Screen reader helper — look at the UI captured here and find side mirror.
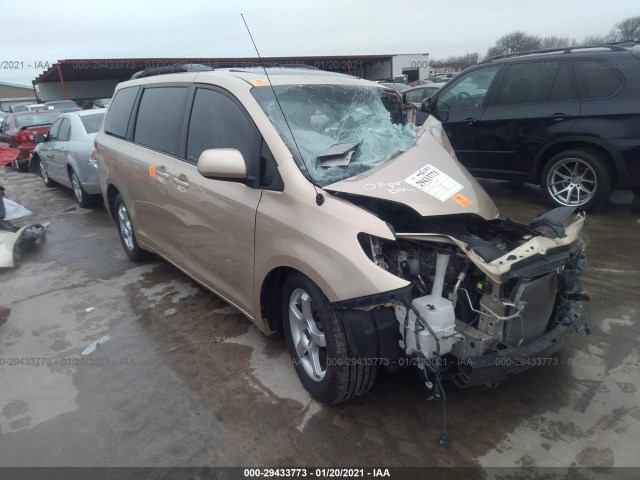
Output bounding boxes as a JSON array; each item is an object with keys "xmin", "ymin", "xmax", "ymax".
[
  {"xmin": 421, "ymin": 97, "xmax": 433, "ymax": 113},
  {"xmin": 197, "ymin": 148, "xmax": 247, "ymax": 180},
  {"xmin": 33, "ymin": 133, "xmax": 47, "ymax": 143}
]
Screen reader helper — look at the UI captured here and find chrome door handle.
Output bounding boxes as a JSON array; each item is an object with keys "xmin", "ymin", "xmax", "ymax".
[
  {"xmin": 173, "ymin": 177, "xmax": 189, "ymax": 188},
  {"xmin": 156, "ymin": 171, "xmax": 170, "ymax": 179}
]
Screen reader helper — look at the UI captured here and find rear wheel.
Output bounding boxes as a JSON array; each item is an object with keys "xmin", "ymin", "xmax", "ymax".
[
  {"xmin": 281, "ymin": 272, "xmax": 377, "ymax": 404},
  {"xmin": 70, "ymin": 170, "xmax": 99, "ymax": 208},
  {"xmin": 12, "ymin": 158, "xmax": 27, "ymax": 172},
  {"xmin": 541, "ymin": 149, "xmax": 613, "ymax": 211},
  {"xmin": 114, "ymin": 193, "xmax": 153, "ymax": 262}
]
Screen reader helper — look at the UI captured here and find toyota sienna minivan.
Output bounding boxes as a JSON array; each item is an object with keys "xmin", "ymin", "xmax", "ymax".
[{"xmin": 96, "ymin": 66, "xmax": 589, "ymax": 405}]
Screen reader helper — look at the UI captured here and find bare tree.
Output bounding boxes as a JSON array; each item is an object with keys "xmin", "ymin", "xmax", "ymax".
[
  {"xmin": 583, "ymin": 33, "xmax": 611, "ymax": 45},
  {"xmin": 540, "ymin": 36, "xmax": 577, "ymax": 49},
  {"xmin": 609, "ymin": 16, "xmax": 640, "ymax": 41},
  {"xmin": 430, "ymin": 52, "xmax": 480, "ymax": 70},
  {"xmin": 486, "ymin": 31, "xmax": 542, "ymax": 58}
]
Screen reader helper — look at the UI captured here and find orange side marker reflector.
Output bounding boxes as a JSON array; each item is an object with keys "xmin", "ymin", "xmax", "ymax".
[
  {"xmin": 149, "ymin": 165, "xmax": 156, "ymax": 177},
  {"xmin": 452, "ymin": 193, "xmax": 472, "ymax": 207}
]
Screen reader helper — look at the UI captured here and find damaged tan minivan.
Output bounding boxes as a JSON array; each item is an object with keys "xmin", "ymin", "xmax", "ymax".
[{"xmin": 96, "ymin": 66, "xmax": 589, "ymax": 406}]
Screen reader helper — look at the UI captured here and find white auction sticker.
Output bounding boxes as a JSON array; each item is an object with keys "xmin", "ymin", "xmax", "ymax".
[{"xmin": 404, "ymin": 164, "xmax": 463, "ymax": 202}]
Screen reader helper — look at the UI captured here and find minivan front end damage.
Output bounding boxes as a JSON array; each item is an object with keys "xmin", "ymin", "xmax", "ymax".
[{"xmin": 333, "ymin": 206, "xmax": 589, "ymax": 392}]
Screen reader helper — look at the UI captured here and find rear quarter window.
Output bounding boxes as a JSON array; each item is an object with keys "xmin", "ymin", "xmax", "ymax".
[
  {"xmin": 104, "ymin": 86, "xmax": 140, "ymax": 138},
  {"xmin": 573, "ymin": 60, "xmax": 624, "ymax": 99}
]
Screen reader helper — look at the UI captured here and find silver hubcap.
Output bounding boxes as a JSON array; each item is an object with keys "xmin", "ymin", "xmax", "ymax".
[
  {"xmin": 289, "ymin": 288, "xmax": 327, "ymax": 382},
  {"xmin": 40, "ymin": 162, "xmax": 48, "ymax": 183},
  {"xmin": 72, "ymin": 174, "xmax": 83, "ymax": 202},
  {"xmin": 117, "ymin": 203, "xmax": 134, "ymax": 251},
  {"xmin": 547, "ymin": 158, "xmax": 597, "ymax": 207}
]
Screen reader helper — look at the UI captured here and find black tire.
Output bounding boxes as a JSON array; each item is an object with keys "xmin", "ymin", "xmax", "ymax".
[
  {"xmin": 541, "ymin": 148, "xmax": 613, "ymax": 211},
  {"xmin": 12, "ymin": 158, "xmax": 28, "ymax": 172},
  {"xmin": 38, "ymin": 158, "xmax": 59, "ymax": 188},
  {"xmin": 70, "ymin": 170, "xmax": 99, "ymax": 208},
  {"xmin": 281, "ymin": 272, "xmax": 377, "ymax": 404},
  {"xmin": 113, "ymin": 193, "xmax": 153, "ymax": 262}
]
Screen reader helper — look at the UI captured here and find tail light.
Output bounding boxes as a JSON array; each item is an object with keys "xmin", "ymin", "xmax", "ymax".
[
  {"xmin": 89, "ymin": 148, "xmax": 97, "ymax": 167},
  {"xmin": 17, "ymin": 131, "xmax": 36, "ymax": 143}
]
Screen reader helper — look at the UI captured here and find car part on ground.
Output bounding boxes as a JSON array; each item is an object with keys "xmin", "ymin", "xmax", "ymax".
[{"xmin": 0, "ymin": 221, "xmax": 49, "ymax": 268}]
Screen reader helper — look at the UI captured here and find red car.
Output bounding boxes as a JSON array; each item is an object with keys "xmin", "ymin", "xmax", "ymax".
[{"xmin": 0, "ymin": 111, "xmax": 62, "ymax": 171}]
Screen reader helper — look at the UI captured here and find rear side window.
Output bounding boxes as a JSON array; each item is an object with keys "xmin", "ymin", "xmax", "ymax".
[
  {"xmin": 574, "ymin": 60, "xmax": 623, "ymax": 99},
  {"xmin": 80, "ymin": 113, "xmax": 105, "ymax": 134},
  {"xmin": 495, "ymin": 61, "xmax": 568, "ymax": 106},
  {"xmin": 104, "ymin": 86, "xmax": 140, "ymax": 138},
  {"xmin": 58, "ymin": 118, "xmax": 71, "ymax": 141},
  {"xmin": 134, "ymin": 87, "xmax": 189, "ymax": 155},
  {"xmin": 186, "ymin": 88, "xmax": 258, "ymax": 164}
]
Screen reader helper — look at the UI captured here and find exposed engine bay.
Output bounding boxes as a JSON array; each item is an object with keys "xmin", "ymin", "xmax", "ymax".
[{"xmin": 350, "ymin": 201, "xmax": 589, "ymax": 388}]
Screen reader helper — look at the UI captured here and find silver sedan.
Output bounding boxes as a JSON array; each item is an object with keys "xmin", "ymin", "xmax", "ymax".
[{"xmin": 31, "ymin": 109, "xmax": 106, "ymax": 207}]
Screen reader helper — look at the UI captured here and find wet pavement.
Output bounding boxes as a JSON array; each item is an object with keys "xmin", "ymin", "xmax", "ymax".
[{"xmin": 1, "ymin": 166, "xmax": 639, "ymax": 472}]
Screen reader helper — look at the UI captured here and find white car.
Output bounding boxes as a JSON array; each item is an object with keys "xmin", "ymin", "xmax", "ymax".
[{"xmin": 30, "ymin": 109, "xmax": 106, "ymax": 207}]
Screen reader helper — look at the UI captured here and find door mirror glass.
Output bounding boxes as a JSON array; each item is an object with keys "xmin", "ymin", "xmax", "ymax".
[
  {"xmin": 421, "ymin": 97, "xmax": 433, "ymax": 113},
  {"xmin": 197, "ymin": 148, "xmax": 247, "ymax": 180},
  {"xmin": 33, "ymin": 134, "xmax": 47, "ymax": 143}
]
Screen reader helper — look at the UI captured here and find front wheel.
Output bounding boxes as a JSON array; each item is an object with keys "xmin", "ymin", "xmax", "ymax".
[
  {"xmin": 39, "ymin": 160, "xmax": 58, "ymax": 188},
  {"xmin": 12, "ymin": 158, "xmax": 28, "ymax": 172},
  {"xmin": 281, "ymin": 273, "xmax": 377, "ymax": 404},
  {"xmin": 114, "ymin": 193, "xmax": 153, "ymax": 262},
  {"xmin": 541, "ymin": 149, "xmax": 613, "ymax": 211}
]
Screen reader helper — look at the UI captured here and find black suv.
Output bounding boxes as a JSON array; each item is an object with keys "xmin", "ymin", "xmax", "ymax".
[{"xmin": 422, "ymin": 42, "xmax": 640, "ymax": 209}]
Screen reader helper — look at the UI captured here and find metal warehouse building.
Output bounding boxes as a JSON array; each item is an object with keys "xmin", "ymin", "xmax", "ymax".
[{"xmin": 32, "ymin": 54, "xmax": 429, "ymax": 103}]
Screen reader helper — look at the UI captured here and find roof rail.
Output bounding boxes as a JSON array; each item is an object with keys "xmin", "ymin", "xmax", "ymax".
[
  {"xmin": 480, "ymin": 42, "xmax": 637, "ymax": 64},
  {"xmin": 228, "ymin": 63, "xmax": 320, "ymax": 71},
  {"xmin": 130, "ymin": 63, "xmax": 215, "ymax": 80}
]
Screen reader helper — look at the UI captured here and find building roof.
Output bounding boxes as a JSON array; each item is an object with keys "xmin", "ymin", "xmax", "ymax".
[{"xmin": 33, "ymin": 55, "xmax": 396, "ymax": 84}]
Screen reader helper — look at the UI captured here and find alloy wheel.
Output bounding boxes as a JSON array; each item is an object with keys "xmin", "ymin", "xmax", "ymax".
[
  {"xmin": 117, "ymin": 203, "xmax": 134, "ymax": 251},
  {"xmin": 546, "ymin": 158, "xmax": 597, "ymax": 207},
  {"xmin": 288, "ymin": 288, "xmax": 327, "ymax": 382}
]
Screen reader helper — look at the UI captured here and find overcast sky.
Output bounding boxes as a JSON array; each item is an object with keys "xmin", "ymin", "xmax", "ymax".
[{"xmin": 2, "ymin": 0, "xmax": 637, "ymax": 86}]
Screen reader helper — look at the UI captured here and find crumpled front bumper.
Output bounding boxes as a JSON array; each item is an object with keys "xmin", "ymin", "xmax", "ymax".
[{"xmin": 449, "ymin": 320, "xmax": 575, "ymax": 388}]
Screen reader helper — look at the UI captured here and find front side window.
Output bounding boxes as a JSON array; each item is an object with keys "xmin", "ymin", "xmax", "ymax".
[
  {"xmin": 134, "ymin": 87, "xmax": 189, "ymax": 155},
  {"xmin": 104, "ymin": 86, "xmax": 140, "ymax": 138},
  {"xmin": 48, "ymin": 118, "xmax": 62, "ymax": 140},
  {"xmin": 436, "ymin": 66, "xmax": 500, "ymax": 110},
  {"xmin": 252, "ymin": 84, "xmax": 414, "ymax": 186},
  {"xmin": 573, "ymin": 60, "xmax": 623, "ymax": 99},
  {"xmin": 186, "ymin": 88, "xmax": 257, "ymax": 164}
]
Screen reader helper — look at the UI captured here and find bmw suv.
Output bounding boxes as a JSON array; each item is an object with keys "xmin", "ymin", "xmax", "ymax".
[{"xmin": 421, "ymin": 42, "xmax": 640, "ymax": 210}]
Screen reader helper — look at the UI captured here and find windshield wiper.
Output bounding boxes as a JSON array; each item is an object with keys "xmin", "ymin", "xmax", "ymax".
[{"xmin": 317, "ymin": 142, "xmax": 359, "ymax": 167}]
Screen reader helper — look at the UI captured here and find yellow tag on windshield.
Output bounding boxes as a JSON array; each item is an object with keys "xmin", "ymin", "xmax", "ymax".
[{"xmin": 250, "ymin": 79, "xmax": 270, "ymax": 86}]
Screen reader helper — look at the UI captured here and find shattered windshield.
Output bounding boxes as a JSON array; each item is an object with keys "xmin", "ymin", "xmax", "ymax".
[{"xmin": 252, "ymin": 84, "xmax": 416, "ymax": 186}]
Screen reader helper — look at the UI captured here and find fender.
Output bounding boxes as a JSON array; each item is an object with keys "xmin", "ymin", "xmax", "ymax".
[{"xmin": 532, "ymin": 135, "xmax": 624, "ymax": 180}]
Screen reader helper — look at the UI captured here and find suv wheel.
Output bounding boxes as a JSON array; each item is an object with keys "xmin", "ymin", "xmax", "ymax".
[
  {"xmin": 38, "ymin": 159, "xmax": 58, "ymax": 188},
  {"xmin": 541, "ymin": 149, "xmax": 613, "ymax": 210},
  {"xmin": 12, "ymin": 158, "xmax": 27, "ymax": 172},
  {"xmin": 114, "ymin": 193, "xmax": 153, "ymax": 261},
  {"xmin": 281, "ymin": 272, "xmax": 377, "ymax": 404}
]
